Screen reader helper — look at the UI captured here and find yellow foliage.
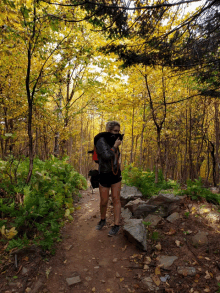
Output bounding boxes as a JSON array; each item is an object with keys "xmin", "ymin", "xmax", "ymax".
[{"xmin": 1, "ymin": 226, "xmax": 18, "ymax": 239}]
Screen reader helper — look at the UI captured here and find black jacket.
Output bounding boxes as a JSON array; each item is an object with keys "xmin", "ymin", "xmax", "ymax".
[{"xmin": 95, "ymin": 136, "xmax": 119, "ymax": 174}]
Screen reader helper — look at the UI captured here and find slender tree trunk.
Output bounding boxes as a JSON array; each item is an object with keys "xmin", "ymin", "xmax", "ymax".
[
  {"xmin": 130, "ymin": 105, "xmax": 135, "ymax": 164},
  {"xmin": 214, "ymin": 100, "xmax": 219, "ymax": 185},
  {"xmin": 139, "ymin": 97, "xmax": 146, "ymax": 167}
]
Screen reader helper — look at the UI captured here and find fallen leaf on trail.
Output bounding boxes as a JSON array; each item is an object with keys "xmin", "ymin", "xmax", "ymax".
[
  {"xmin": 63, "ymin": 260, "xmax": 67, "ymax": 264},
  {"xmin": 144, "ymin": 256, "xmax": 151, "ymax": 264},
  {"xmin": 120, "ymin": 278, "xmax": 124, "ymax": 282},
  {"xmin": 204, "ymin": 287, "xmax": 210, "ymax": 292},
  {"xmin": 92, "ymin": 288, "xmax": 96, "ymax": 292},
  {"xmin": 22, "ymin": 256, "xmax": 29, "ymax": 261},
  {"xmin": 122, "ymin": 245, "xmax": 127, "ymax": 252},
  {"xmin": 152, "ymin": 275, "xmax": 160, "ymax": 286},
  {"xmin": 143, "ymin": 265, "xmax": 149, "ymax": 270},
  {"xmin": 204, "ymin": 271, "xmax": 211, "ymax": 280},
  {"xmin": 198, "ymin": 256, "xmax": 203, "ymax": 259},
  {"xmin": 187, "ymin": 230, "xmax": 193, "ymax": 234},
  {"xmin": 155, "ymin": 243, "xmax": 162, "ymax": 251},
  {"xmin": 209, "ymin": 272, "xmax": 213, "ymax": 278},
  {"xmin": 155, "ymin": 267, "xmax": 161, "ymax": 275},
  {"xmin": 45, "ymin": 267, "xmax": 52, "ymax": 279},
  {"xmin": 175, "ymin": 240, "xmax": 181, "ymax": 247},
  {"xmin": 106, "ymin": 289, "xmax": 111, "ymax": 292},
  {"xmin": 165, "ymin": 228, "xmax": 176, "ymax": 235},
  {"xmin": 205, "ymin": 257, "xmax": 211, "ymax": 261},
  {"xmin": 165, "ymin": 289, "xmax": 174, "ymax": 293}
]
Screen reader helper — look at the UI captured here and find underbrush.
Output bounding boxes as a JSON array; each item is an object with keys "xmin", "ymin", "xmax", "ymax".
[
  {"xmin": 0, "ymin": 156, "xmax": 87, "ymax": 252},
  {"xmin": 122, "ymin": 165, "xmax": 179, "ymax": 197},
  {"xmin": 122, "ymin": 165, "xmax": 220, "ymax": 204},
  {"xmin": 178, "ymin": 178, "xmax": 220, "ymax": 204}
]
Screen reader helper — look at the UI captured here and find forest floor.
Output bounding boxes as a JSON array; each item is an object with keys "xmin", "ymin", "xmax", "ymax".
[{"xmin": 1, "ymin": 186, "xmax": 220, "ymax": 293}]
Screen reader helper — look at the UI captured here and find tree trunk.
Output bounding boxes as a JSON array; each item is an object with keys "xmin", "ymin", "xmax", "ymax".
[
  {"xmin": 130, "ymin": 105, "xmax": 135, "ymax": 164},
  {"xmin": 214, "ymin": 100, "xmax": 219, "ymax": 185}
]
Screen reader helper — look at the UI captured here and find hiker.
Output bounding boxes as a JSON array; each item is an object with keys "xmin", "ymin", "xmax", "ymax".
[{"xmin": 95, "ymin": 121, "xmax": 123, "ymax": 236}]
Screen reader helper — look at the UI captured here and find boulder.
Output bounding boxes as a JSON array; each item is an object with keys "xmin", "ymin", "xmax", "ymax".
[
  {"xmin": 123, "ymin": 219, "xmax": 147, "ymax": 251},
  {"xmin": 132, "ymin": 203, "xmax": 158, "ymax": 218},
  {"xmin": 124, "ymin": 198, "xmax": 145, "ymax": 213},
  {"xmin": 157, "ymin": 255, "xmax": 178, "ymax": 268},
  {"xmin": 191, "ymin": 231, "xmax": 208, "ymax": 246},
  {"xmin": 121, "ymin": 208, "xmax": 132, "ymax": 222},
  {"xmin": 143, "ymin": 214, "xmax": 162, "ymax": 227},
  {"xmin": 166, "ymin": 212, "xmax": 180, "ymax": 223},
  {"xmin": 120, "ymin": 185, "xmax": 143, "ymax": 207},
  {"xmin": 148, "ymin": 193, "xmax": 184, "ymax": 206},
  {"xmin": 177, "ymin": 266, "xmax": 196, "ymax": 276}
]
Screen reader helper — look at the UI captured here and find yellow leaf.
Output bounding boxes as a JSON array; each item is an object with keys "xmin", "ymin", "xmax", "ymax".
[
  {"xmin": 152, "ymin": 275, "xmax": 160, "ymax": 286},
  {"xmin": 155, "ymin": 243, "xmax": 161, "ymax": 250},
  {"xmin": 165, "ymin": 228, "xmax": 176, "ymax": 235},
  {"xmin": 120, "ymin": 278, "xmax": 124, "ymax": 282},
  {"xmin": 155, "ymin": 267, "xmax": 161, "ymax": 275},
  {"xmin": 6, "ymin": 227, "xmax": 18, "ymax": 239},
  {"xmin": 175, "ymin": 240, "xmax": 181, "ymax": 247}
]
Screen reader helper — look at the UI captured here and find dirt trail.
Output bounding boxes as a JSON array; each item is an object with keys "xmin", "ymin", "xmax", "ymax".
[{"xmin": 42, "ymin": 188, "xmax": 143, "ymax": 293}]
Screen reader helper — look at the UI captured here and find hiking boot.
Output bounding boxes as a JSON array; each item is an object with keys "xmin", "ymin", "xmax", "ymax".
[
  {"xmin": 96, "ymin": 219, "xmax": 106, "ymax": 230},
  {"xmin": 108, "ymin": 225, "xmax": 120, "ymax": 236}
]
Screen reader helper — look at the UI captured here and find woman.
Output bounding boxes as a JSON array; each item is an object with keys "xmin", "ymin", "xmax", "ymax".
[{"xmin": 95, "ymin": 121, "xmax": 122, "ymax": 236}]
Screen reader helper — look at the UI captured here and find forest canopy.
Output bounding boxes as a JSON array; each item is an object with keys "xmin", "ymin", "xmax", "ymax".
[{"xmin": 0, "ymin": 0, "xmax": 220, "ymax": 186}]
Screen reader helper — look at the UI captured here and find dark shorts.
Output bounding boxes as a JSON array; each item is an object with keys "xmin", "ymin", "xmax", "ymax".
[{"xmin": 99, "ymin": 170, "xmax": 122, "ymax": 188}]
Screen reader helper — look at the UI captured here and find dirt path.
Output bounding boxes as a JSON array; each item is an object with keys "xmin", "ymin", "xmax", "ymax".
[{"xmin": 40, "ymin": 188, "xmax": 144, "ymax": 293}]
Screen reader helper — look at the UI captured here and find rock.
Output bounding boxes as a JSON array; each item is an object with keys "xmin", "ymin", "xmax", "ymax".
[
  {"xmin": 148, "ymin": 193, "xmax": 184, "ymax": 206},
  {"xmin": 157, "ymin": 255, "xmax": 178, "ymax": 268},
  {"xmin": 9, "ymin": 282, "xmax": 17, "ymax": 287},
  {"xmin": 124, "ymin": 199, "xmax": 145, "ymax": 213},
  {"xmin": 66, "ymin": 276, "xmax": 81, "ymax": 286},
  {"xmin": 31, "ymin": 280, "xmax": 44, "ymax": 293},
  {"xmin": 160, "ymin": 275, "xmax": 170, "ymax": 282},
  {"xmin": 177, "ymin": 266, "xmax": 196, "ymax": 276},
  {"xmin": 142, "ymin": 277, "xmax": 157, "ymax": 291},
  {"xmin": 132, "ymin": 203, "xmax": 158, "ymax": 218},
  {"xmin": 199, "ymin": 207, "xmax": 211, "ymax": 214},
  {"xmin": 206, "ymin": 211, "xmax": 220, "ymax": 223},
  {"xmin": 143, "ymin": 214, "xmax": 162, "ymax": 227},
  {"xmin": 121, "ymin": 208, "xmax": 132, "ymax": 222},
  {"xmin": 94, "ymin": 266, "xmax": 99, "ymax": 269},
  {"xmin": 192, "ymin": 232, "xmax": 208, "ymax": 246},
  {"xmin": 116, "ymin": 272, "xmax": 120, "ymax": 278},
  {"xmin": 120, "ymin": 185, "xmax": 143, "ymax": 207},
  {"xmin": 85, "ymin": 277, "xmax": 92, "ymax": 281},
  {"xmin": 22, "ymin": 267, "xmax": 29, "ymax": 275},
  {"xmin": 123, "ymin": 219, "xmax": 147, "ymax": 251},
  {"xmin": 166, "ymin": 212, "xmax": 180, "ymax": 223}
]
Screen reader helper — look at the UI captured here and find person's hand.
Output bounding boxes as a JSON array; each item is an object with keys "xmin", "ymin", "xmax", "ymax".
[{"xmin": 114, "ymin": 138, "xmax": 122, "ymax": 148}]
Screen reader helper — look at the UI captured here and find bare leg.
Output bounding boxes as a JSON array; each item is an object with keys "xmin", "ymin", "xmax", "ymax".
[
  {"xmin": 99, "ymin": 184, "xmax": 110, "ymax": 220},
  {"xmin": 111, "ymin": 181, "xmax": 121, "ymax": 225}
]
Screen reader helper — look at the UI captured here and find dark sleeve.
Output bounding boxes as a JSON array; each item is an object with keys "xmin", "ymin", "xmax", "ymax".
[{"xmin": 96, "ymin": 137, "xmax": 115, "ymax": 160}]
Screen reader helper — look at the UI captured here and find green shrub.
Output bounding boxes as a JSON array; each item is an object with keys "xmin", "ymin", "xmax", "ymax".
[
  {"xmin": 178, "ymin": 177, "xmax": 220, "ymax": 204},
  {"xmin": 122, "ymin": 165, "xmax": 179, "ymax": 197},
  {"xmin": 0, "ymin": 156, "xmax": 87, "ymax": 251}
]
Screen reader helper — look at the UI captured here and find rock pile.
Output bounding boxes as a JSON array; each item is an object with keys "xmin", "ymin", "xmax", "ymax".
[{"xmin": 121, "ymin": 185, "xmax": 186, "ymax": 251}]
